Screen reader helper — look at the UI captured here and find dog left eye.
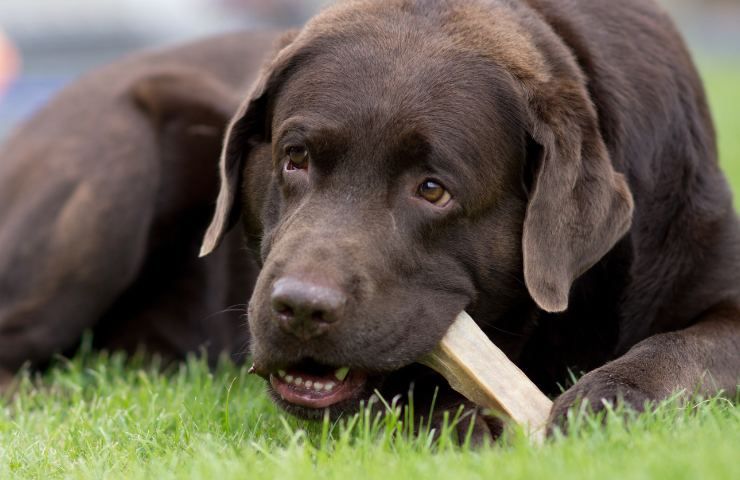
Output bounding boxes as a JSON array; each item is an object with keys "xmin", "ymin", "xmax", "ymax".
[
  {"xmin": 417, "ymin": 180, "xmax": 452, "ymax": 207},
  {"xmin": 285, "ymin": 146, "xmax": 309, "ymax": 171}
]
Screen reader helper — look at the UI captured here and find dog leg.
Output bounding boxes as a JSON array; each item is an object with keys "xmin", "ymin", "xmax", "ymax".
[
  {"xmin": 0, "ymin": 161, "xmax": 158, "ymax": 371},
  {"xmin": 549, "ymin": 302, "xmax": 740, "ymax": 428},
  {"xmin": 0, "ymin": 66, "xmax": 242, "ymax": 372}
]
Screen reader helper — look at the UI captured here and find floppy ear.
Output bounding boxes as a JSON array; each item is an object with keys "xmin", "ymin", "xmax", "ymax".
[
  {"xmin": 199, "ymin": 32, "xmax": 301, "ymax": 257},
  {"xmin": 132, "ymin": 67, "xmax": 242, "ymax": 212},
  {"xmin": 522, "ymin": 77, "xmax": 634, "ymax": 313},
  {"xmin": 132, "ymin": 68, "xmax": 238, "ymax": 126}
]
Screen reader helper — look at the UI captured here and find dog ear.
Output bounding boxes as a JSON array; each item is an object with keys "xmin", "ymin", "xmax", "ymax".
[
  {"xmin": 199, "ymin": 31, "xmax": 301, "ymax": 257},
  {"xmin": 132, "ymin": 68, "xmax": 238, "ymax": 127},
  {"xmin": 132, "ymin": 67, "xmax": 242, "ymax": 218},
  {"xmin": 522, "ymin": 77, "xmax": 634, "ymax": 313}
]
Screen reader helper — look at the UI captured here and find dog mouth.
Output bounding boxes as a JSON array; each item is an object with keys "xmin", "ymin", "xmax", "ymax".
[{"xmin": 268, "ymin": 359, "xmax": 369, "ymax": 410}]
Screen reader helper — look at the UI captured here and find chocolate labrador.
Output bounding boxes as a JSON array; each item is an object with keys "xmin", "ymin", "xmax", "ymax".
[{"xmin": 1, "ymin": 0, "xmax": 739, "ymax": 438}]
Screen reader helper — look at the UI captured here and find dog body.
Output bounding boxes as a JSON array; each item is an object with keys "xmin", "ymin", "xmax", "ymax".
[
  {"xmin": 0, "ymin": 32, "xmax": 275, "ymax": 368},
  {"xmin": 1, "ymin": 0, "xmax": 739, "ymax": 434}
]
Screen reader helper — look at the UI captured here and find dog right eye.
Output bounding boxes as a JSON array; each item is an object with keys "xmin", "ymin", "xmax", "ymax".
[
  {"xmin": 417, "ymin": 180, "xmax": 452, "ymax": 207},
  {"xmin": 285, "ymin": 146, "xmax": 309, "ymax": 171}
]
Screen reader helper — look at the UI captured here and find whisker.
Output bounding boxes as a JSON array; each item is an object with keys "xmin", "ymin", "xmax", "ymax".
[{"xmin": 202, "ymin": 304, "xmax": 248, "ymax": 321}]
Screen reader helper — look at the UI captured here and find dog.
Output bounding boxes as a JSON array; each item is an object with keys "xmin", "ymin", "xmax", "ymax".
[{"xmin": 1, "ymin": 0, "xmax": 739, "ymax": 439}]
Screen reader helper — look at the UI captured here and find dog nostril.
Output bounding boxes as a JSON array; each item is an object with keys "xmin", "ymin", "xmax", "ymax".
[
  {"xmin": 274, "ymin": 302, "xmax": 294, "ymax": 317},
  {"xmin": 270, "ymin": 277, "xmax": 346, "ymax": 339}
]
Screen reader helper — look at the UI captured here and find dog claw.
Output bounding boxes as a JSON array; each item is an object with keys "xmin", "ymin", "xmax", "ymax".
[{"xmin": 248, "ymin": 364, "xmax": 256, "ymax": 375}]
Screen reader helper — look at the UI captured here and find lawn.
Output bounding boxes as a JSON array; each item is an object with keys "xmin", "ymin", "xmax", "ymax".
[
  {"xmin": 704, "ymin": 60, "xmax": 740, "ymax": 204},
  {"xmin": 1, "ymin": 62, "xmax": 739, "ymax": 479}
]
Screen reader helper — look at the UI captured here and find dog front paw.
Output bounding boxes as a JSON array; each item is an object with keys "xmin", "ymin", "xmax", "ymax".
[{"xmin": 548, "ymin": 368, "xmax": 653, "ymax": 433}]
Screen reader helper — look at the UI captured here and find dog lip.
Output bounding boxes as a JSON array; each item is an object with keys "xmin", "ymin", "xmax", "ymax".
[{"xmin": 269, "ymin": 368, "xmax": 368, "ymax": 409}]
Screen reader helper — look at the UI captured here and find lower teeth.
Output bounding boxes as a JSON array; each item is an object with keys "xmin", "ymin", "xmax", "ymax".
[
  {"xmin": 274, "ymin": 365, "xmax": 351, "ymax": 392},
  {"xmin": 277, "ymin": 375, "xmax": 339, "ymax": 392}
]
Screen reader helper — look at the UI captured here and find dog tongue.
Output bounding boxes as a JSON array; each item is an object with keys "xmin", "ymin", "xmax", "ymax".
[{"xmin": 270, "ymin": 368, "xmax": 366, "ymax": 409}]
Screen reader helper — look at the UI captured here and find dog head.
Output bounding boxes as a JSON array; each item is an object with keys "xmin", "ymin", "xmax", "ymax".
[{"xmin": 200, "ymin": 0, "xmax": 633, "ymax": 417}]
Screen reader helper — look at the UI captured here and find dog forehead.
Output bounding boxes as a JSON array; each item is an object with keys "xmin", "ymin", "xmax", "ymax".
[
  {"xmin": 272, "ymin": 50, "xmax": 488, "ymax": 131},
  {"xmin": 273, "ymin": 9, "xmax": 530, "ymax": 141},
  {"xmin": 298, "ymin": 0, "xmax": 550, "ymax": 85}
]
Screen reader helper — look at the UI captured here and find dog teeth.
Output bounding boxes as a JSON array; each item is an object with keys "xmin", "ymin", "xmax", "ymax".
[
  {"xmin": 278, "ymin": 374, "xmax": 338, "ymax": 392},
  {"xmin": 277, "ymin": 370, "xmax": 286, "ymax": 378},
  {"xmin": 334, "ymin": 367, "xmax": 350, "ymax": 381}
]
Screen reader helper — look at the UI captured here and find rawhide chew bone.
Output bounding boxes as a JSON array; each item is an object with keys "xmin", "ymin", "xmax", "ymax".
[{"xmin": 419, "ymin": 311, "xmax": 552, "ymax": 442}]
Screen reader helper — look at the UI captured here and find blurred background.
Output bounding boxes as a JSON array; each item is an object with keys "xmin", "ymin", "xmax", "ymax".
[{"xmin": 0, "ymin": 0, "xmax": 739, "ymax": 192}]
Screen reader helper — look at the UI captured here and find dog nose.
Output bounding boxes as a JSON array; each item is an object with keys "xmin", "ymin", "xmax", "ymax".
[{"xmin": 271, "ymin": 277, "xmax": 346, "ymax": 340}]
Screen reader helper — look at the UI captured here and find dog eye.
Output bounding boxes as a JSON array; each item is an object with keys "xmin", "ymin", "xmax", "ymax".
[
  {"xmin": 417, "ymin": 180, "xmax": 452, "ymax": 207},
  {"xmin": 285, "ymin": 146, "xmax": 309, "ymax": 171}
]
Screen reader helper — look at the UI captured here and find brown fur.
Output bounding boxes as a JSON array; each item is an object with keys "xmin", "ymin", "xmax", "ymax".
[{"xmin": 1, "ymin": 0, "xmax": 738, "ymax": 439}]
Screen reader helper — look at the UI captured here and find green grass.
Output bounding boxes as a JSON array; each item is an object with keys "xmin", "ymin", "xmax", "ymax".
[
  {"xmin": 1, "ymin": 354, "xmax": 738, "ymax": 480},
  {"xmin": 702, "ymin": 60, "xmax": 740, "ymax": 206},
  {"xmin": 1, "ymin": 62, "xmax": 739, "ymax": 479}
]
